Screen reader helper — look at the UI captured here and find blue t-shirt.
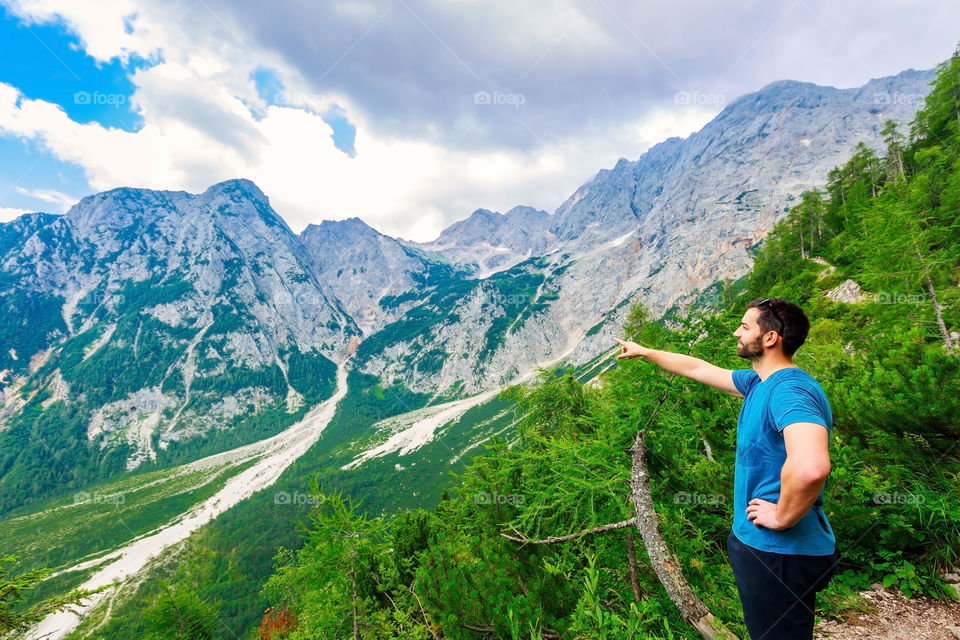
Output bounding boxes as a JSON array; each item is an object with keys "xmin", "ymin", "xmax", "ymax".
[{"xmin": 731, "ymin": 367, "xmax": 835, "ymax": 555}]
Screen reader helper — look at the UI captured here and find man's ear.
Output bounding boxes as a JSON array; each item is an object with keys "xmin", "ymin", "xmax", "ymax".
[{"xmin": 762, "ymin": 331, "xmax": 779, "ymax": 349}]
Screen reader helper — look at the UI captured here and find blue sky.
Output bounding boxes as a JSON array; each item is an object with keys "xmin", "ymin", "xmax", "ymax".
[
  {"xmin": 0, "ymin": 7, "xmax": 143, "ymax": 212},
  {"xmin": 0, "ymin": 8, "xmax": 143, "ymax": 130},
  {"xmin": 0, "ymin": 0, "xmax": 958, "ymax": 240}
]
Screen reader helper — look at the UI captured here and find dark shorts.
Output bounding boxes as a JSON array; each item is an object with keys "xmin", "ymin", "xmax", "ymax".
[{"xmin": 726, "ymin": 531, "xmax": 838, "ymax": 640}]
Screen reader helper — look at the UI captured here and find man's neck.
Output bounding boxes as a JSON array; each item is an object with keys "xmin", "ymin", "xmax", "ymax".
[{"xmin": 753, "ymin": 355, "xmax": 796, "ymax": 381}]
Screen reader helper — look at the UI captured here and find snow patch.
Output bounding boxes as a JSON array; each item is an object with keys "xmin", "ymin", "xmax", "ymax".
[{"xmin": 342, "ymin": 389, "xmax": 499, "ymax": 468}]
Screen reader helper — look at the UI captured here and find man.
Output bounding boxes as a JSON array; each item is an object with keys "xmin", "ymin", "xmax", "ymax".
[{"xmin": 614, "ymin": 298, "xmax": 837, "ymax": 640}]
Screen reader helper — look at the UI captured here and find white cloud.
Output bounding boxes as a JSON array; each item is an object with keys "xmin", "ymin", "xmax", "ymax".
[
  {"xmin": 13, "ymin": 186, "xmax": 78, "ymax": 212},
  {"xmin": 0, "ymin": 0, "xmax": 723, "ymax": 239},
  {"xmin": 0, "ymin": 206, "xmax": 33, "ymax": 222},
  {"xmin": 0, "ymin": 32, "xmax": 717, "ymax": 242},
  {"xmin": 5, "ymin": 0, "xmax": 160, "ymax": 62},
  {"xmin": 3, "ymin": 0, "xmax": 954, "ymax": 242}
]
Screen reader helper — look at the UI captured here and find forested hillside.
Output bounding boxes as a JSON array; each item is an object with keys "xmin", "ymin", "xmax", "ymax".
[{"xmin": 250, "ymin": 48, "xmax": 960, "ymax": 639}]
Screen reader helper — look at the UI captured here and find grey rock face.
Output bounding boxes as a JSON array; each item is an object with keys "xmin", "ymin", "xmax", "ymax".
[
  {"xmin": 357, "ymin": 69, "xmax": 935, "ymax": 392},
  {"xmin": 0, "ymin": 179, "xmax": 354, "ymax": 469},
  {"xmin": 300, "ymin": 217, "xmax": 459, "ymax": 336},
  {"xmin": 409, "ymin": 205, "xmax": 555, "ymax": 277},
  {"xmin": 5, "ymin": 179, "xmax": 354, "ymax": 355}
]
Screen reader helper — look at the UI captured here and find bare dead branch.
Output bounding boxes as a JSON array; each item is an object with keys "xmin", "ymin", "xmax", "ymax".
[{"xmin": 500, "ymin": 518, "xmax": 636, "ymax": 544}]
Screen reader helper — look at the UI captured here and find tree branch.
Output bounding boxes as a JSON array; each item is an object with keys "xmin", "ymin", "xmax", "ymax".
[
  {"xmin": 410, "ymin": 580, "xmax": 441, "ymax": 640},
  {"xmin": 630, "ymin": 430, "xmax": 738, "ymax": 640},
  {"xmin": 500, "ymin": 518, "xmax": 636, "ymax": 544},
  {"xmin": 625, "ymin": 530, "xmax": 643, "ymax": 602}
]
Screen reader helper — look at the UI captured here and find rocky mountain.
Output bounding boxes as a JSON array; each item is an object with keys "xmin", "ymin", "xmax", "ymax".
[
  {"xmin": 407, "ymin": 205, "xmax": 555, "ymax": 277},
  {"xmin": 299, "ymin": 217, "xmax": 466, "ymax": 336},
  {"xmin": 0, "ymin": 68, "xmax": 935, "ymax": 512},
  {"xmin": 0, "ymin": 180, "xmax": 353, "ymax": 511},
  {"xmin": 353, "ymin": 68, "xmax": 935, "ymax": 396}
]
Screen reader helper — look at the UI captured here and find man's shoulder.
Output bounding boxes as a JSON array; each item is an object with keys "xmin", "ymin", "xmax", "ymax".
[
  {"xmin": 770, "ymin": 367, "xmax": 827, "ymax": 395},
  {"xmin": 768, "ymin": 367, "xmax": 832, "ymax": 429}
]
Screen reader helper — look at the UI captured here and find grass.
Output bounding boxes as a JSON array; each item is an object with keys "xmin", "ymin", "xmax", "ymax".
[{"xmin": 0, "ymin": 455, "xmax": 258, "ymax": 575}]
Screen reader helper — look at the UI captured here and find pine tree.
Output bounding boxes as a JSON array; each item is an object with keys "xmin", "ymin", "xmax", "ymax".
[{"xmin": 0, "ymin": 557, "xmax": 107, "ymax": 639}]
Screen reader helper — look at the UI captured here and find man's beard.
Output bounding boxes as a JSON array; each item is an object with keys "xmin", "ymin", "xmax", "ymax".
[{"xmin": 737, "ymin": 335, "xmax": 764, "ymax": 360}]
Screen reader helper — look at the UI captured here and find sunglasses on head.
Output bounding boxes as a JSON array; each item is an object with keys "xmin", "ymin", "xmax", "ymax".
[{"xmin": 758, "ymin": 298, "xmax": 785, "ymax": 335}]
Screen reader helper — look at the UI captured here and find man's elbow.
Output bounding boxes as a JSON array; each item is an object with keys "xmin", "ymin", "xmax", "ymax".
[{"xmin": 799, "ymin": 460, "xmax": 831, "ymax": 486}]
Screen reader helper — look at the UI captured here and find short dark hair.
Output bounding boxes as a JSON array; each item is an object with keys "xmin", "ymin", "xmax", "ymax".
[{"xmin": 747, "ymin": 298, "xmax": 810, "ymax": 356}]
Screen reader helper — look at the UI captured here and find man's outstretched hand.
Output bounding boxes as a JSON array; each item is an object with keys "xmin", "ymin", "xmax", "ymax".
[{"xmin": 614, "ymin": 338, "xmax": 648, "ymax": 360}]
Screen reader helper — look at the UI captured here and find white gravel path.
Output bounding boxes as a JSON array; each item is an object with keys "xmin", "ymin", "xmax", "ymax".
[{"xmin": 27, "ymin": 359, "xmax": 350, "ymax": 640}]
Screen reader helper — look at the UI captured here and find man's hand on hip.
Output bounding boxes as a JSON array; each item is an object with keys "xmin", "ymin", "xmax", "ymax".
[{"xmin": 746, "ymin": 498, "xmax": 788, "ymax": 530}]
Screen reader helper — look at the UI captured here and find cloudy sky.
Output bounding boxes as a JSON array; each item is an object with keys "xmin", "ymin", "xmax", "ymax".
[{"xmin": 0, "ymin": 0, "xmax": 957, "ymax": 241}]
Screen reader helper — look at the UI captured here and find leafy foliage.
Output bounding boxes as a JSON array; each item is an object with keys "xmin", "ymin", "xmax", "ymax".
[{"xmin": 0, "ymin": 556, "xmax": 107, "ymax": 639}]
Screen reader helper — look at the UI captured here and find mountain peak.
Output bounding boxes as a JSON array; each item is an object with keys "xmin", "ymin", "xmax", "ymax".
[
  {"xmin": 412, "ymin": 204, "xmax": 554, "ymax": 277},
  {"xmin": 432, "ymin": 206, "xmax": 551, "ymax": 248},
  {"xmin": 313, "ymin": 216, "xmax": 383, "ymax": 237},
  {"xmin": 719, "ymin": 68, "xmax": 935, "ymax": 120},
  {"xmin": 202, "ymin": 178, "xmax": 269, "ymax": 202},
  {"xmin": 198, "ymin": 178, "xmax": 297, "ymax": 234},
  {"xmin": 63, "ymin": 178, "xmax": 276, "ymax": 233},
  {"xmin": 503, "ymin": 205, "xmax": 550, "ymax": 221}
]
